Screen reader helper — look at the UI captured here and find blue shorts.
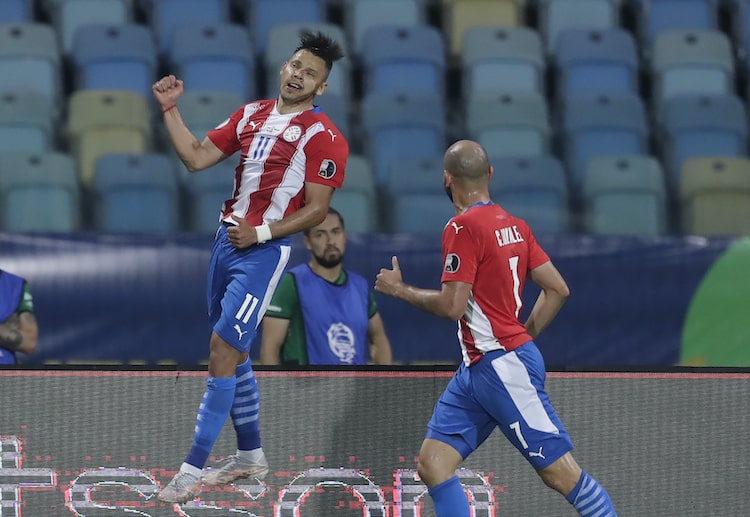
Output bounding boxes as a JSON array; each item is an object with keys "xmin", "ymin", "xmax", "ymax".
[
  {"xmin": 426, "ymin": 342, "xmax": 574, "ymax": 470},
  {"xmin": 207, "ymin": 224, "xmax": 291, "ymax": 353}
]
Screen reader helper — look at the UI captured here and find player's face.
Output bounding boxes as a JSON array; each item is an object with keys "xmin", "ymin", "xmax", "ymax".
[
  {"xmin": 305, "ymin": 213, "xmax": 346, "ymax": 269},
  {"xmin": 279, "ymin": 50, "xmax": 328, "ymax": 105}
]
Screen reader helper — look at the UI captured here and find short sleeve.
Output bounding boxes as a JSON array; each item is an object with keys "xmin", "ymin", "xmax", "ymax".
[
  {"xmin": 303, "ymin": 129, "xmax": 349, "ymax": 189},
  {"xmin": 525, "ymin": 227, "xmax": 550, "ymax": 271},
  {"xmin": 440, "ymin": 218, "xmax": 479, "ymax": 285},
  {"xmin": 206, "ymin": 106, "xmax": 244, "ymax": 156},
  {"xmin": 17, "ymin": 283, "xmax": 33, "ymax": 313},
  {"xmin": 265, "ymin": 273, "xmax": 298, "ymax": 319}
]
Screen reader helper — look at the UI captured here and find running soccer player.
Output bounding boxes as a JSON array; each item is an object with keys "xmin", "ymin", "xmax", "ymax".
[
  {"xmin": 152, "ymin": 30, "xmax": 348, "ymax": 503},
  {"xmin": 374, "ymin": 140, "xmax": 617, "ymax": 516}
]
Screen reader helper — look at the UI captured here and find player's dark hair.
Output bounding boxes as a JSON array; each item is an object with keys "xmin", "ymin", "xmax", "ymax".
[
  {"xmin": 294, "ymin": 29, "xmax": 344, "ymax": 71},
  {"xmin": 304, "ymin": 207, "xmax": 345, "ymax": 236}
]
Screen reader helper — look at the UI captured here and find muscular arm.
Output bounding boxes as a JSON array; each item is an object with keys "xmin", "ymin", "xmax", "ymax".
[
  {"xmin": 0, "ymin": 312, "xmax": 38, "ymax": 355},
  {"xmin": 162, "ymin": 109, "xmax": 227, "ymax": 172},
  {"xmin": 367, "ymin": 313, "xmax": 393, "ymax": 365},
  {"xmin": 375, "ymin": 257, "xmax": 472, "ymax": 321},
  {"xmin": 268, "ymin": 182, "xmax": 334, "ymax": 239},
  {"xmin": 524, "ymin": 261, "xmax": 570, "ymax": 339},
  {"xmin": 259, "ymin": 317, "xmax": 291, "ymax": 365}
]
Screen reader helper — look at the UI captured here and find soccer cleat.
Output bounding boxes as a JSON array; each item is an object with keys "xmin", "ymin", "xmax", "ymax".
[
  {"xmin": 201, "ymin": 454, "xmax": 269, "ymax": 486},
  {"xmin": 157, "ymin": 470, "xmax": 201, "ymax": 504}
]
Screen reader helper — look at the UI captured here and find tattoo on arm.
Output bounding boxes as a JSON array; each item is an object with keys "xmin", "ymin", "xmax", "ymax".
[{"xmin": 0, "ymin": 313, "xmax": 23, "ymax": 349}]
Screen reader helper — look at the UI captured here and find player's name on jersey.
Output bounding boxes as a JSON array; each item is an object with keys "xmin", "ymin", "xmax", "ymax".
[{"xmin": 495, "ymin": 225, "xmax": 525, "ymax": 247}]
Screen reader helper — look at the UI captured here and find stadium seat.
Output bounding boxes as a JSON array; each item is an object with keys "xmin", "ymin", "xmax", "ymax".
[
  {"xmin": 93, "ymin": 153, "xmax": 179, "ymax": 233},
  {"xmin": 146, "ymin": 0, "xmax": 230, "ymax": 55},
  {"xmin": 343, "ymin": 0, "xmax": 422, "ymax": 55},
  {"xmin": 489, "ymin": 155, "xmax": 570, "ymax": 234},
  {"xmin": 659, "ymin": 93, "xmax": 748, "ymax": 192},
  {"xmin": 466, "ymin": 92, "xmax": 551, "ymax": 158},
  {"xmin": 330, "ymin": 154, "xmax": 378, "ymax": 233},
  {"xmin": 0, "ymin": 23, "xmax": 61, "ymax": 107},
  {"xmin": 561, "ymin": 93, "xmax": 649, "ymax": 191},
  {"xmin": 555, "ymin": 28, "xmax": 639, "ymax": 98},
  {"xmin": 539, "ymin": 0, "xmax": 620, "ymax": 55},
  {"xmin": 361, "ymin": 92, "xmax": 446, "ymax": 186},
  {"xmin": 66, "ymin": 90, "xmax": 152, "ymax": 188},
  {"xmin": 583, "ymin": 155, "xmax": 668, "ymax": 235},
  {"xmin": 0, "ymin": 0, "xmax": 31, "ymax": 22},
  {"xmin": 170, "ymin": 24, "xmax": 256, "ymax": 101},
  {"xmin": 633, "ymin": 0, "xmax": 717, "ymax": 51},
  {"xmin": 462, "ymin": 26, "xmax": 545, "ymax": 97},
  {"xmin": 0, "ymin": 151, "xmax": 80, "ymax": 232},
  {"xmin": 264, "ymin": 22, "xmax": 351, "ymax": 100},
  {"xmin": 445, "ymin": 0, "xmax": 521, "ymax": 56},
  {"xmin": 361, "ymin": 25, "xmax": 445, "ymax": 96},
  {"xmin": 314, "ymin": 93, "xmax": 350, "ymax": 142},
  {"xmin": 181, "ymin": 158, "xmax": 235, "ymax": 233},
  {"xmin": 651, "ymin": 30, "xmax": 734, "ymax": 106},
  {"xmin": 246, "ymin": 0, "xmax": 323, "ymax": 55},
  {"xmin": 46, "ymin": 0, "xmax": 132, "ymax": 55},
  {"xmin": 0, "ymin": 91, "xmax": 55, "ymax": 153},
  {"xmin": 680, "ymin": 156, "xmax": 750, "ymax": 236},
  {"xmin": 71, "ymin": 23, "xmax": 157, "ymax": 99}
]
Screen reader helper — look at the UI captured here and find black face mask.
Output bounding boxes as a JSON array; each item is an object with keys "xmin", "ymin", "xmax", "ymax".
[{"xmin": 444, "ymin": 181, "xmax": 453, "ymax": 203}]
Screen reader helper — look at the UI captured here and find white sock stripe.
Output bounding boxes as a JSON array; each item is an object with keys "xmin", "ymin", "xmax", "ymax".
[
  {"xmin": 235, "ymin": 384, "xmax": 257, "ymax": 394},
  {"xmin": 231, "ymin": 402, "xmax": 260, "ymax": 414},
  {"xmin": 233, "ymin": 395, "xmax": 259, "ymax": 404},
  {"xmin": 233, "ymin": 415, "xmax": 259, "ymax": 426},
  {"xmin": 236, "ymin": 371, "xmax": 255, "ymax": 383}
]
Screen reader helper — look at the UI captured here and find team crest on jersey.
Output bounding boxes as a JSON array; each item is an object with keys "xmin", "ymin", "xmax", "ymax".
[
  {"xmin": 283, "ymin": 125, "xmax": 302, "ymax": 142},
  {"xmin": 318, "ymin": 159, "xmax": 337, "ymax": 179},
  {"xmin": 327, "ymin": 322, "xmax": 356, "ymax": 364},
  {"xmin": 444, "ymin": 253, "xmax": 460, "ymax": 273}
]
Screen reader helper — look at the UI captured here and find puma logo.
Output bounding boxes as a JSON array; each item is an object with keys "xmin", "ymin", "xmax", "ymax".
[
  {"xmin": 327, "ymin": 129, "xmax": 336, "ymax": 142},
  {"xmin": 248, "ymin": 120, "xmax": 260, "ymax": 131},
  {"xmin": 451, "ymin": 222, "xmax": 464, "ymax": 234},
  {"xmin": 234, "ymin": 324, "xmax": 248, "ymax": 340},
  {"xmin": 528, "ymin": 447, "xmax": 545, "ymax": 459}
]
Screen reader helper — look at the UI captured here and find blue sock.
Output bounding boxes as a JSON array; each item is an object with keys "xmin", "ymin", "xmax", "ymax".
[
  {"xmin": 428, "ymin": 476, "xmax": 470, "ymax": 517},
  {"xmin": 231, "ymin": 358, "xmax": 262, "ymax": 451},
  {"xmin": 184, "ymin": 376, "xmax": 236, "ymax": 469},
  {"xmin": 566, "ymin": 470, "xmax": 617, "ymax": 516}
]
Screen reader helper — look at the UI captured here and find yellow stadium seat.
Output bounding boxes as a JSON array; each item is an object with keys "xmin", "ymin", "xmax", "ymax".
[{"xmin": 445, "ymin": 0, "xmax": 521, "ymax": 56}]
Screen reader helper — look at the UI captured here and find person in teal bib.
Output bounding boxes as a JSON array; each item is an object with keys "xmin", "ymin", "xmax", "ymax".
[
  {"xmin": 260, "ymin": 208, "xmax": 393, "ymax": 365},
  {"xmin": 0, "ymin": 269, "xmax": 38, "ymax": 364}
]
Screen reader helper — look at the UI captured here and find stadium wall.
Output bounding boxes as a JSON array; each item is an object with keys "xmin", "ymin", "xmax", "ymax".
[
  {"xmin": 1, "ymin": 368, "xmax": 748, "ymax": 516},
  {"xmin": 1, "ymin": 232, "xmax": 747, "ymax": 366}
]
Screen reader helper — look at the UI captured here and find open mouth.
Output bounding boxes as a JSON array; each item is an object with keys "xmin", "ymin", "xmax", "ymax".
[{"xmin": 286, "ymin": 82, "xmax": 302, "ymax": 91}]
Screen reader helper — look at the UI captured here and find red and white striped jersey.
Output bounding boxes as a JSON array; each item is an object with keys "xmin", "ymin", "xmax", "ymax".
[
  {"xmin": 440, "ymin": 202, "xmax": 550, "ymax": 366},
  {"xmin": 206, "ymin": 99, "xmax": 349, "ymax": 226}
]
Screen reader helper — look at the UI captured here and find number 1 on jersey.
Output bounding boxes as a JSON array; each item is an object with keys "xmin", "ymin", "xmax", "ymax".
[{"xmin": 509, "ymin": 256, "xmax": 522, "ymax": 318}]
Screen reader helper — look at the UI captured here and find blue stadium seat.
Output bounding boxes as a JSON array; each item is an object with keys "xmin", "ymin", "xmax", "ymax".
[
  {"xmin": 489, "ymin": 155, "xmax": 570, "ymax": 234},
  {"xmin": 0, "ymin": 91, "xmax": 54, "ymax": 153},
  {"xmin": 561, "ymin": 93, "xmax": 649, "ymax": 191},
  {"xmin": 659, "ymin": 93, "xmax": 748, "ymax": 192},
  {"xmin": 314, "ymin": 93, "xmax": 350, "ymax": 140},
  {"xmin": 389, "ymin": 158, "xmax": 454, "ymax": 234},
  {"xmin": 462, "ymin": 26, "xmax": 545, "ymax": 97},
  {"xmin": 146, "ymin": 0, "xmax": 230, "ymax": 55},
  {"xmin": 246, "ymin": 0, "xmax": 323, "ymax": 55},
  {"xmin": 583, "ymin": 155, "xmax": 667, "ymax": 235},
  {"xmin": 181, "ymin": 158, "xmax": 235, "ymax": 233},
  {"xmin": 343, "ymin": 0, "xmax": 422, "ymax": 55},
  {"xmin": 539, "ymin": 0, "xmax": 620, "ymax": 55},
  {"xmin": 651, "ymin": 30, "xmax": 734, "ymax": 106},
  {"xmin": 0, "ymin": 23, "xmax": 61, "ymax": 107},
  {"xmin": 361, "ymin": 92, "xmax": 446, "ymax": 186},
  {"xmin": 93, "ymin": 153, "xmax": 179, "ymax": 233},
  {"xmin": 46, "ymin": 0, "xmax": 132, "ymax": 55},
  {"xmin": 170, "ymin": 24, "xmax": 256, "ymax": 101},
  {"xmin": 0, "ymin": 151, "xmax": 80, "ymax": 232},
  {"xmin": 361, "ymin": 25, "xmax": 445, "ymax": 96},
  {"xmin": 264, "ymin": 22, "xmax": 351, "ymax": 100},
  {"xmin": 66, "ymin": 89, "xmax": 152, "ymax": 187},
  {"xmin": 71, "ymin": 23, "xmax": 157, "ymax": 99},
  {"xmin": 555, "ymin": 28, "xmax": 639, "ymax": 98},
  {"xmin": 466, "ymin": 92, "xmax": 550, "ymax": 159},
  {"xmin": 680, "ymin": 156, "xmax": 750, "ymax": 236},
  {"xmin": 330, "ymin": 154, "xmax": 378, "ymax": 233},
  {"xmin": 633, "ymin": 0, "xmax": 717, "ymax": 51},
  {"xmin": 0, "ymin": 0, "xmax": 31, "ymax": 22}
]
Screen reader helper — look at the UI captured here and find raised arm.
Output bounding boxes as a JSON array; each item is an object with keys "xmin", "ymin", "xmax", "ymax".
[
  {"xmin": 524, "ymin": 261, "xmax": 570, "ymax": 339},
  {"xmin": 152, "ymin": 75, "xmax": 226, "ymax": 172}
]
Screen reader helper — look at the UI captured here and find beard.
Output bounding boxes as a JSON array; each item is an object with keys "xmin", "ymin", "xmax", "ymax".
[
  {"xmin": 444, "ymin": 182, "xmax": 454, "ymax": 202},
  {"xmin": 313, "ymin": 249, "xmax": 344, "ymax": 269}
]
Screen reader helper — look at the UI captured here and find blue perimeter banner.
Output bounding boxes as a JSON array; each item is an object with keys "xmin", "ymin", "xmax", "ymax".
[{"xmin": 0, "ymin": 232, "xmax": 734, "ymax": 366}]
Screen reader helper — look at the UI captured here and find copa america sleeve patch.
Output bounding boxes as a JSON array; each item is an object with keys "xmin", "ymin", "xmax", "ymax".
[
  {"xmin": 318, "ymin": 159, "xmax": 337, "ymax": 179},
  {"xmin": 444, "ymin": 253, "xmax": 460, "ymax": 273}
]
